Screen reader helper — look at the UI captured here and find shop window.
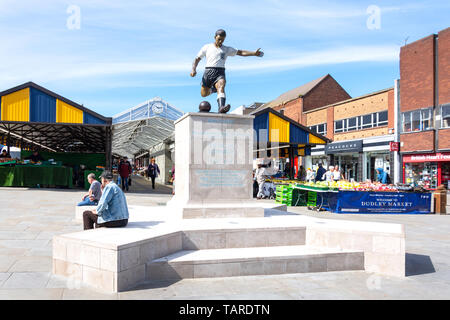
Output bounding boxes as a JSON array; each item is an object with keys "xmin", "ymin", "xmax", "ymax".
[
  {"xmin": 441, "ymin": 104, "xmax": 450, "ymax": 128},
  {"xmin": 334, "ymin": 120, "xmax": 345, "ymax": 133},
  {"xmin": 347, "ymin": 117, "xmax": 358, "ymax": 131},
  {"xmin": 361, "ymin": 114, "xmax": 373, "ymax": 129},
  {"xmin": 376, "ymin": 111, "xmax": 388, "ymax": 126},
  {"xmin": 404, "ymin": 162, "xmax": 438, "ymax": 189}
]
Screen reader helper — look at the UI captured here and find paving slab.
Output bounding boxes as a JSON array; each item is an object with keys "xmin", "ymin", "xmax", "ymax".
[
  {"xmin": 0, "ymin": 288, "xmax": 64, "ymax": 300},
  {"xmin": 8, "ymin": 256, "xmax": 52, "ymax": 272},
  {"xmin": 0, "ymin": 188, "xmax": 450, "ymax": 299},
  {"xmin": 0, "ymin": 256, "xmax": 18, "ymax": 272},
  {"xmin": 2, "ymin": 272, "xmax": 51, "ymax": 289}
]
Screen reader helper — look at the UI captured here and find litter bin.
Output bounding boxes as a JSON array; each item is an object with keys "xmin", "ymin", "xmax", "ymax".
[{"xmin": 433, "ymin": 185, "xmax": 447, "ymax": 214}]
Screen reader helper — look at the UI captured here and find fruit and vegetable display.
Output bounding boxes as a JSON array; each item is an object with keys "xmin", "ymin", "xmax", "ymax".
[{"xmin": 291, "ymin": 180, "xmax": 399, "ymax": 192}]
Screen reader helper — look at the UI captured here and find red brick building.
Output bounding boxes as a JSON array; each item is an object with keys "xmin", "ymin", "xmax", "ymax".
[
  {"xmin": 256, "ymin": 74, "xmax": 351, "ymax": 124},
  {"xmin": 400, "ymin": 27, "xmax": 450, "ymax": 189}
]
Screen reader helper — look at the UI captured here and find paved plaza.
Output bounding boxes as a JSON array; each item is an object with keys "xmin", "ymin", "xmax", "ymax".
[{"xmin": 0, "ymin": 175, "xmax": 449, "ymax": 300}]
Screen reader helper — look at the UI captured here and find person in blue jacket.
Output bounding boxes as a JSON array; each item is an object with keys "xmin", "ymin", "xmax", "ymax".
[
  {"xmin": 147, "ymin": 158, "xmax": 160, "ymax": 190},
  {"xmin": 315, "ymin": 163, "xmax": 327, "ymax": 182},
  {"xmin": 82, "ymin": 171, "xmax": 129, "ymax": 230},
  {"xmin": 376, "ymin": 168, "xmax": 388, "ymax": 184}
]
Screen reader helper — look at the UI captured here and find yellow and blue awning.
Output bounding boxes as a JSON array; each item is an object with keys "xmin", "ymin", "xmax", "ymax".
[
  {"xmin": 0, "ymin": 82, "xmax": 112, "ymax": 155},
  {"xmin": 253, "ymin": 108, "xmax": 330, "ymax": 151},
  {"xmin": 0, "ymin": 82, "xmax": 110, "ymax": 125}
]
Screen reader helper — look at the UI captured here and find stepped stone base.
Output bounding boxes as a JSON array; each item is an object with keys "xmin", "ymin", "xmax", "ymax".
[
  {"xmin": 53, "ymin": 206, "xmax": 406, "ymax": 293},
  {"xmin": 147, "ymin": 246, "xmax": 364, "ymax": 280},
  {"xmin": 166, "ymin": 199, "xmax": 286, "ymax": 219}
]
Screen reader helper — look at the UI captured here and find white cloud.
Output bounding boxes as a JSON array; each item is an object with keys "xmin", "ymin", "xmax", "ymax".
[{"xmin": 0, "ymin": 44, "xmax": 399, "ymax": 89}]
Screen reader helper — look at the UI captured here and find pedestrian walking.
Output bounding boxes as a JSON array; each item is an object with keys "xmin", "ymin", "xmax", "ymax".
[
  {"xmin": 147, "ymin": 158, "xmax": 160, "ymax": 190},
  {"xmin": 118, "ymin": 157, "xmax": 132, "ymax": 191}
]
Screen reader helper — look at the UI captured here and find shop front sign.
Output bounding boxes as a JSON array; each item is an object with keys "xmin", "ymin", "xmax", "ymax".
[
  {"xmin": 389, "ymin": 142, "xmax": 400, "ymax": 152},
  {"xmin": 403, "ymin": 153, "xmax": 450, "ymax": 163},
  {"xmin": 325, "ymin": 140, "xmax": 363, "ymax": 154}
]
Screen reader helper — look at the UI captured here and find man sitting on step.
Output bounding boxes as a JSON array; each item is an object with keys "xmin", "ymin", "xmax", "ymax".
[
  {"xmin": 83, "ymin": 171, "xmax": 129, "ymax": 230},
  {"xmin": 77, "ymin": 173, "xmax": 102, "ymax": 206}
]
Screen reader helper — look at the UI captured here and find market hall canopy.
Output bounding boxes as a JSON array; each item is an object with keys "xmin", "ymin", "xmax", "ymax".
[
  {"xmin": 252, "ymin": 107, "xmax": 331, "ymax": 157},
  {"xmin": 0, "ymin": 82, "xmax": 112, "ymax": 155},
  {"xmin": 111, "ymin": 97, "xmax": 184, "ymax": 157}
]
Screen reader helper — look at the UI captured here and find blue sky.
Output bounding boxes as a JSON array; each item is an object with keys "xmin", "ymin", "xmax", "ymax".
[{"xmin": 0, "ymin": 0, "xmax": 448, "ymax": 116}]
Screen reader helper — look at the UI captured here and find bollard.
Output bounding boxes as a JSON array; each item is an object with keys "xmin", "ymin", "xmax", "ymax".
[{"xmin": 433, "ymin": 185, "xmax": 447, "ymax": 214}]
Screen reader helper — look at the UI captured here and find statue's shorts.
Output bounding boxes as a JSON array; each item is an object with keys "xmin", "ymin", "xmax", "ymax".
[{"xmin": 201, "ymin": 67, "xmax": 226, "ymax": 93}]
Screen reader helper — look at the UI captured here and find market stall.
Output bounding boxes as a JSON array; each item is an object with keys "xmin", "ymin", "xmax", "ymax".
[
  {"xmin": 0, "ymin": 82, "xmax": 112, "ymax": 189},
  {"xmin": 253, "ymin": 108, "xmax": 330, "ymax": 179},
  {"xmin": 0, "ymin": 160, "xmax": 72, "ymax": 188}
]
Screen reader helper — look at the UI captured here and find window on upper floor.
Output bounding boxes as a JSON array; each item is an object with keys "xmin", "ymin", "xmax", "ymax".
[
  {"xmin": 402, "ymin": 112, "xmax": 412, "ymax": 132},
  {"xmin": 347, "ymin": 117, "xmax": 358, "ymax": 131},
  {"xmin": 309, "ymin": 123, "xmax": 327, "ymax": 136},
  {"xmin": 377, "ymin": 111, "xmax": 388, "ymax": 126},
  {"xmin": 401, "ymin": 107, "xmax": 433, "ymax": 133},
  {"xmin": 421, "ymin": 108, "xmax": 433, "ymax": 130},
  {"xmin": 441, "ymin": 104, "xmax": 450, "ymax": 128},
  {"xmin": 361, "ymin": 114, "xmax": 373, "ymax": 129},
  {"xmin": 334, "ymin": 110, "xmax": 389, "ymax": 133},
  {"xmin": 334, "ymin": 119, "xmax": 345, "ymax": 133}
]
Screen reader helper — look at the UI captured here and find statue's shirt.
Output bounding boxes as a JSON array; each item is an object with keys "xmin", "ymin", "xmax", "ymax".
[{"xmin": 196, "ymin": 43, "xmax": 237, "ymax": 68}]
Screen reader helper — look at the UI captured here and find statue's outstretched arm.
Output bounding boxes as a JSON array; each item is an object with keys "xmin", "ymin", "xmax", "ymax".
[{"xmin": 236, "ymin": 48, "xmax": 263, "ymax": 57}]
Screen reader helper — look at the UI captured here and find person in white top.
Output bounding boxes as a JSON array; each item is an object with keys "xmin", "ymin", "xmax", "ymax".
[
  {"xmin": 333, "ymin": 165, "xmax": 341, "ymax": 181},
  {"xmin": 306, "ymin": 168, "xmax": 315, "ymax": 182},
  {"xmin": 190, "ymin": 29, "xmax": 263, "ymax": 113},
  {"xmin": 324, "ymin": 166, "xmax": 335, "ymax": 182}
]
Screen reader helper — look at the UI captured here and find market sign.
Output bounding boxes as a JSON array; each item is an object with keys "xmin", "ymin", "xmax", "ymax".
[
  {"xmin": 327, "ymin": 191, "xmax": 431, "ymax": 214},
  {"xmin": 389, "ymin": 142, "xmax": 400, "ymax": 152},
  {"xmin": 403, "ymin": 153, "xmax": 450, "ymax": 163},
  {"xmin": 325, "ymin": 140, "xmax": 363, "ymax": 154}
]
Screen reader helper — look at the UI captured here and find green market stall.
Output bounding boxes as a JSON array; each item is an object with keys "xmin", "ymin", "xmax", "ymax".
[{"xmin": 0, "ymin": 162, "xmax": 72, "ymax": 188}]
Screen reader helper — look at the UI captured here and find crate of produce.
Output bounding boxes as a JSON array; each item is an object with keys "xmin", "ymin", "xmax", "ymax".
[
  {"xmin": 275, "ymin": 198, "xmax": 292, "ymax": 205},
  {"xmin": 307, "ymin": 191, "xmax": 317, "ymax": 207},
  {"xmin": 276, "ymin": 195, "xmax": 292, "ymax": 201},
  {"xmin": 276, "ymin": 185, "xmax": 292, "ymax": 192}
]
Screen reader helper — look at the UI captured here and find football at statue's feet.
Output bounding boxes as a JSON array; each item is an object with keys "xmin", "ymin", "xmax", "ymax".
[{"xmin": 199, "ymin": 101, "xmax": 211, "ymax": 112}]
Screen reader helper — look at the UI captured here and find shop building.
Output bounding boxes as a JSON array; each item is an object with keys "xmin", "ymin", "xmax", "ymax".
[
  {"xmin": 399, "ymin": 27, "xmax": 450, "ymax": 189},
  {"xmin": 251, "ymin": 74, "xmax": 351, "ymax": 177},
  {"xmin": 253, "ymin": 74, "xmax": 351, "ymax": 123},
  {"xmin": 305, "ymin": 87, "xmax": 396, "ymax": 182}
]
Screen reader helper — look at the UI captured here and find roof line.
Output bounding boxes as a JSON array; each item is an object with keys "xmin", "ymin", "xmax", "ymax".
[
  {"xmin": 0, "ymin": 82, "xmax": 112, "ymax": 124},
  {"xmin": 303, "ymin": 87, "xmax": 394, "ymax": 114},
  {"xmin": 112, "ymin": 97, "xmax": 184, "ymax": 118},
  {"xmin": 252, "ymin": 74, "xmax": 331, "ymax": 113},
  {"xmin": 273, "ymin": 74, "xmax": 332, "ymax": 107},
  {"xmin": 301, "ymin": 74, "xmax": 331, "ymax": 98}
]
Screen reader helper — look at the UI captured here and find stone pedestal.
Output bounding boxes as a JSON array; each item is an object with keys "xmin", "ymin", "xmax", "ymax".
[{"xmin": 167, "ymin": 112, "xmax": 265, "ymax": 219}]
